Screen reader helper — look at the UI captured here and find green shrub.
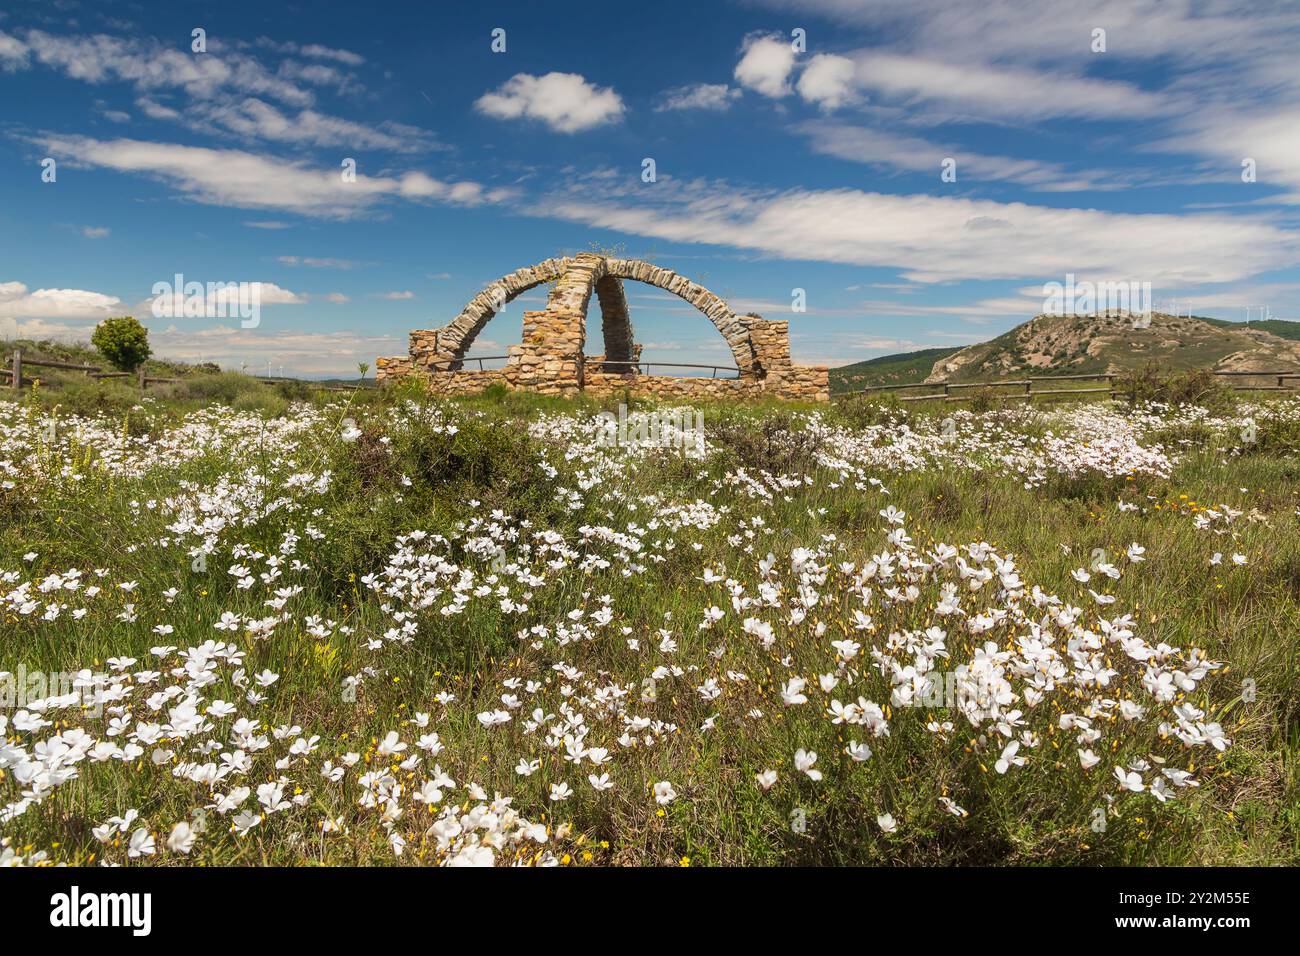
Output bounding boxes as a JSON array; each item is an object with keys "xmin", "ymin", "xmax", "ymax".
[
  {"xmin": 707, "ymin": 410, "xmax": 823, "ymax": 474},
  {"xmin": 91, "ymin": 317, "xmax": 152, "ymax": 372},
  {"xmin": 833, "ymin": 393, "xmax": 903, "ymax": 428},
  {"xmin": 175, "ymin": 371, "xmax": 265, "ymax": 404},
  {"xmin": 1117, "ymin": 362, "xmax": 1236, "ymax": 412},
  {"xmin": 968, "ymin": 386, "xmax": 999, "ymax": 414}
]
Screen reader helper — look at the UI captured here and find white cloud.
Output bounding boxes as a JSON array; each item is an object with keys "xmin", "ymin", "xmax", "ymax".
[
  {"xmin": 194, "ymin": 97, "xmax": 439, "ymax": 152},
  {"xmin": 475, "ymin": 72, "xmax": 624, "ymax": 133},
  {"xmin": 34, "ymin": 135, "xmax": 502, "ymax": 219},
  {"xmin": 0, "ymin": 29, "xmax": 30, "ymax": 70},
  {"xmin": 1161, "ymin": 107, "xmax": 1300, "ymax": 204},
  {"xmin": 533, "ymin": 174, "xmax": 1299, "ymax": 286},
  {"xmin": 253, "ymin": 38, "xmax": 365, "ymax": 67},
  {"xmin": 142, "ymin": 281, "xmax": 306, "ymax": 319},
  {"xmin": 137, "ymin": 97, "xmax": 181, "ymax": 120},
  {"xmin": 245, "ymin": 283, "xmax": 304, "ymax": 305},
  {"xmin": 756, "ymin": 0, "xmax": 1289, "ymax": 78},
  {"xmin": 278, "ymin": 256, "xmax": 360, "ymax": 270},
  {"xmin": 298, "ymin": 44, "xmax": 364, "ymax": 66},
  {"xmin": 797, "ymin": 121, "xmax": 1136, "ymax": 191},
  {"xmin": 7, "ymin": 29, "xmax": 415, "ymax": 155},
  {"xmin": 17, "ymin": 29, "xmax": 315, "ymax": 106},
  {"xmin": 0, "ymin": 315, "xmax": 96, "ymax": 343},
  {"xmin": 845, "ymin": 53, "xmax": 1169, "ymax": 121},
  {"xmin": 655, "ymin": 83, "xmax": 742, "ymax": 112},
  {"xmin": 0, "ymin": 281, "xmax": 125, "ymax": 321},
  {"xmin": 734, "ymin": 34, "xmax": 796, "ymax": 98},
  {"xmin": 374, "ymin": 291, "xmax": 414, "ymax": 300},
  {"xmin": 81, "ymin": 226, "xmax": 111, "ymax": 239},
  {"xmin": 145, "ymin": 324, "xmax": 403, "ymax": 377},
  {"xmin": 795, "ymin": 54, "xmax": 857, "ymax": 110}
]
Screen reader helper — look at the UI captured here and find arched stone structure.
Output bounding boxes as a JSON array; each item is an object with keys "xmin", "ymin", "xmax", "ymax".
[{"xmin": 376, "ymin": 253, "xmax": 829, "ymax": 402}]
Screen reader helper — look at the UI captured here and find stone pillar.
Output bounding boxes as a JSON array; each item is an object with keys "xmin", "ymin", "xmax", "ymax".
[
  {"xmin": 745, "ymin": 318, "xmax": 794, "ymax": 378},
  {"xmin": 506, "ymin": 254, "xmax": 601, "ymax": 395}
]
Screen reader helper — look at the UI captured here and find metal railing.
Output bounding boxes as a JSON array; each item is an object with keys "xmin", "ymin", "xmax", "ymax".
[
  {"xmin": 420, "ymin": 356, "xmax": 742, "ymax": 379},
  {"xmin": 593, "ymin": 360, "xmax": 741, "ymax": 379}
]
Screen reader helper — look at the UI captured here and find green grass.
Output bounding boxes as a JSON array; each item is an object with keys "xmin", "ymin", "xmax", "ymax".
[
  {"xmin": 829, "ymin": 347, "xmax": 962, "ymax": 393},
  {"xmin": 1201, "ymin": 317, "xmax": 1300, "ymax": 341}
]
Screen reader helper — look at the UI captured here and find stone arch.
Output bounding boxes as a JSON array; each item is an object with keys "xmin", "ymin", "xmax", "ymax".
[
  {"xmin": 411, "ymin": 257, "xmax": 572, "ymax": 370},
  {"xmin": 603, "ymin": 258, "xmax": 759, "ymax": 375},
  {"xmin": 378, "ymin": 252, "xmax": 828, "ymax": 400},
  {"xmin": 414, "ymin": 254, "xmax": 764, "ymax": 375},
  {"xmin": 394, "ymin": 253, "xmax": 815, "ymax": 389}
]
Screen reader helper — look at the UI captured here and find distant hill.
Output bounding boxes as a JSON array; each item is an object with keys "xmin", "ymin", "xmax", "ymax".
[
  {"xmin": 830, "ymin": 314, "xmax": 1300, "ymax": 392},
  {"xmin": 1200, "ymin": 317, "xmax": 1300, "ymax": 342},
  {"xmin": 926, "ymin": 312, "xmax": 1300, "ymax": 383},
  {"xmin": 829, "ymin": 346, "xmax": 962, "ymax": 392}
]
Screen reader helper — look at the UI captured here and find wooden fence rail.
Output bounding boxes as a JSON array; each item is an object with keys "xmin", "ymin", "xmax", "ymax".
[
  {"xmin": 3, "ymin": 348, "xmax": 185, "ymax": 391},
  {"xmin": 833, "ymin": 370, "xmax": 1300, "ymax": 403}
]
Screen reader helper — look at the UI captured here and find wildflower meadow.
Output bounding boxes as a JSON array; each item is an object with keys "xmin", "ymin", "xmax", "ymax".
[{"xmin": 3, "ymin": 383, "xmax": 1296, "ymax": 869}]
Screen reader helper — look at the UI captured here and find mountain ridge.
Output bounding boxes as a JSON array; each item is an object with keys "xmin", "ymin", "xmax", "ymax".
[{"xmin": 829, "ymin": 314, "xmax": 1300, "ymax": 391}]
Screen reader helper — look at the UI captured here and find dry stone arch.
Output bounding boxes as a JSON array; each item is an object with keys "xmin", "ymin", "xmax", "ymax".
[
  {"xmin": 376, "ymin": 252, "xmax": 829, "ymax": 401},
  {"xmin": 409, "ymin": 257, "xmax": 571, "ymax": 371}
]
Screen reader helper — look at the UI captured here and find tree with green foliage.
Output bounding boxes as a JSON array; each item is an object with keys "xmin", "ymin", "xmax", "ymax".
[{"xmin": 91, "ymin": 316, "xmax": 152, "ymax": 372}]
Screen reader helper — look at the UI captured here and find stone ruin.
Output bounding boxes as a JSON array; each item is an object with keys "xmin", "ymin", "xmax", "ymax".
[{"xmin": 375, "ymin": 253, "xmax": 829, "ymax": 402}]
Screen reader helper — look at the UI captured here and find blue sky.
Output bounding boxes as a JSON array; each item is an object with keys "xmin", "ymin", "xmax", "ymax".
[{"xmin": 2, "ymin": 0, "xmax": 1300, "ymax": 375}]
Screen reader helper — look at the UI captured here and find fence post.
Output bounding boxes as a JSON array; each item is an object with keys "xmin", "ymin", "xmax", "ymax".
[
  {"xmin": 10, "ymin": 349, "xmax": 20, "ymax": 391},
  {"xmin": 138, "ymin": 367, "xmax": 146, "ymax": 388}
]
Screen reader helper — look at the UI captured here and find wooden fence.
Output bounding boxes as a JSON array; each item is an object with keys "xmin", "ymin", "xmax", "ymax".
[
  {"xmin": 0, "ymin": 353, "xmax": 376, "ymax": 394},
  {"xmin": 832, "ymin": 370, "xmax": 1300, "ymax": 403},
  {"xmin": 2, "ymin": 348, "xmax": 180, "ymax": 390}
]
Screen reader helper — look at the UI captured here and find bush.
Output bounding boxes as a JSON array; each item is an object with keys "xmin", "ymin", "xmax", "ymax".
[
  {"xmin": 707, "ymin": 410, "xmax": 823, "ymax": 474},
  {"xmin": 1117, "ymin": 362, "xmax": 1235, "ymax": 412},
  {"xmin": 175, "ymin": 371, "xmax": 266, "ymax": 404},
  {"xmin": 38, "ymin": 376, "xmax": 141, "ymax": 419},
  {"xmin": 833, "ymin": 393, "xmax": 903, "ymax": 428},
  {"xmin": 91, "ymin": 317, "xmax": 152, "ymax": 372},
  {"xmin": 968, "ymin": 386, "xmax": 999, "ymax": 414}
]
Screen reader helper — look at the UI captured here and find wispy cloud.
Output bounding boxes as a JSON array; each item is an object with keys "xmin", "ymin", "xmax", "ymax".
[
  {"xmin": 531, "ymin": 170, "xmax": 1299, "ymax": 285},
  {"xmin": 656, "ymin": 83, "xmax": 742, "ymax": 112},
  {"xmin": 33, "ymin": 134, "xmax": 505, "ymax": 219}
]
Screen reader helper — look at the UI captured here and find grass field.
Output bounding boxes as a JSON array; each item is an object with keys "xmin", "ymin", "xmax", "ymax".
[{"xmin": 2, "ymin": 372, "xmax": 1299, "ymax": 866}]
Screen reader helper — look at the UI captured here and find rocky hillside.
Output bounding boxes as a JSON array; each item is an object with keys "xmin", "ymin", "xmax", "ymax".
[{"xmin": 922, "ymin": 312, "xmax": 1300, "ymax": 383}]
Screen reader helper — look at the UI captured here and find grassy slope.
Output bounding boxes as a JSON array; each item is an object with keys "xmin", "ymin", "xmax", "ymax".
[
  {"xmin": 1202, "ymin": 317, "xmax": 1300, "ymax": 341},
  {"xmin": 829, "ymin": 347, "xmax": 962, "ymax": 393},
  {"xmin": 2, "ymin": 337, "xmax": 375, "ymax": 419}
]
